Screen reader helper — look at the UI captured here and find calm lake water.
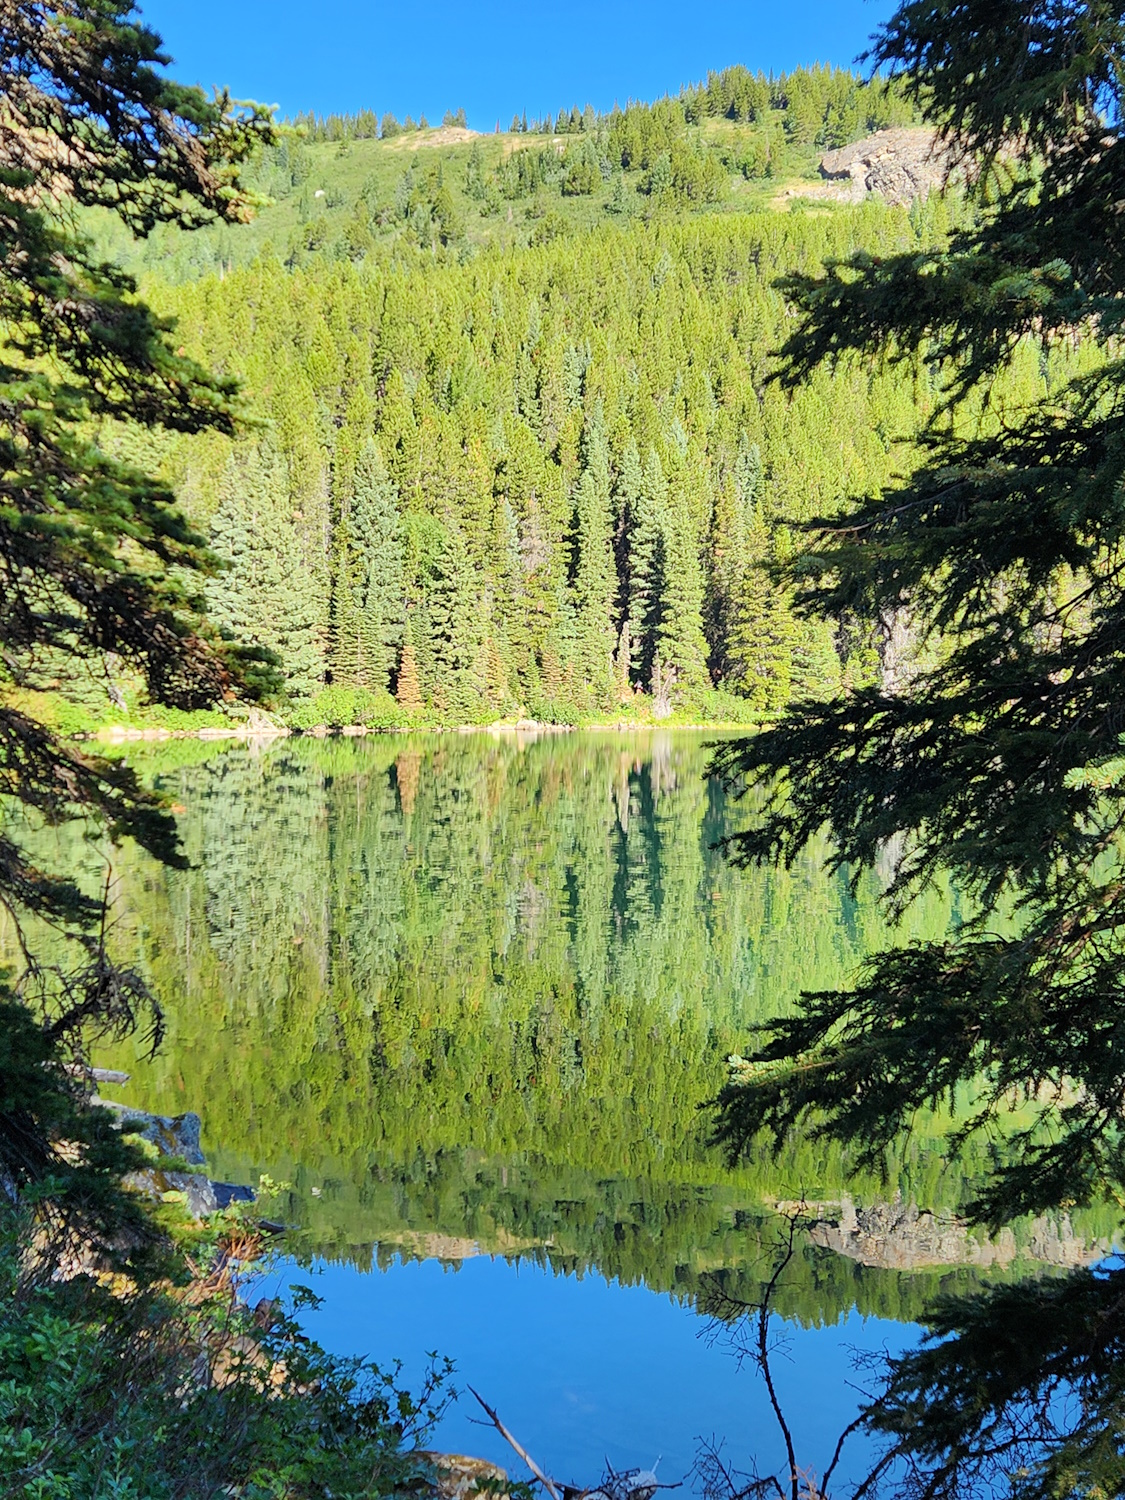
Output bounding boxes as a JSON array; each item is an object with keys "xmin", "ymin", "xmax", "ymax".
[{"xmin": 56, "ymin": 731, "xmax": 1110, "ymax": 1487}]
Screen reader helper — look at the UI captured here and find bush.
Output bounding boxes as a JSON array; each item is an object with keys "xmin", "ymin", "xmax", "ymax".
[
  {"xmin": 284, "ymin": 687, "xmax": 409, "ymax": 730},
  {"xmin": 0, "ymin": 1207, "xmax": 455, "ymax": 1499}
]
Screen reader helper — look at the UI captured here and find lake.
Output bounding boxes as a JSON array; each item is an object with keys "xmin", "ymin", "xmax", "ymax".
[{"xmin": 60, "ymin": 730, "xmax": 1112, "ymax": 1489}]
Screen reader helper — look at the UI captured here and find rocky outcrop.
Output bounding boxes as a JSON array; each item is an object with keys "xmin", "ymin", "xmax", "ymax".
[
  {"xmin": 818, "ymin": 127, "xmax": 956, "ymax": 206},
  {"xmin": 121, "ymin": 1167, "xmax": 255, "ymax": 1218},
  {"xmin": 110, "ymin": 1106, "xmax": 205, "ymax": 1164},
  {"xmin": 96, "ymin": 1100, "xmax": 256, "ymax": 1220},
  {"xmin": 806, "ymin": 1196, "xmax": 1110, "ymax": 1272}
]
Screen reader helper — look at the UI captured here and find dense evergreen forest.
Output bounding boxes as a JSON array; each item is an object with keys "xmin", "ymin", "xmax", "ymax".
[{"xmin": 35, "ymin": 67, "xmax": 1090, "ymax": 731}]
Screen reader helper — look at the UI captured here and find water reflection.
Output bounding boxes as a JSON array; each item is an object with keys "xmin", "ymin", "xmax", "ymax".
[{"xmin": 54, "ymin": 729, "xmax": 1107, "ymax": 1322}]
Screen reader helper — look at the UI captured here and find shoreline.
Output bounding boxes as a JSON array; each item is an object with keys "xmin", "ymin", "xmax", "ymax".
[{"xmin": 84, "ymin": 718, "xmax": 760, "ymax": 745}]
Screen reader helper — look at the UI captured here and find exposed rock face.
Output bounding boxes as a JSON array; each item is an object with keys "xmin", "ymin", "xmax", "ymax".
[
  {"xmin": 819, "ymin": 127, "xmax": 955, "ymax": 206},
  {"xmin": 807, "ymin": 1196, "xmax": 1110, "ymax": 1272},
  {"xmin": 98, "ymin": 1102, "xmax": 255, "ymax": 1220}
]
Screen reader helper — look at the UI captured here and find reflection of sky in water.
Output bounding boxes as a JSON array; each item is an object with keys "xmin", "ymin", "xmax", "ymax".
[{"xmin": 279, "ymin": 1254, "xmax": 916, "ymax": 1488}]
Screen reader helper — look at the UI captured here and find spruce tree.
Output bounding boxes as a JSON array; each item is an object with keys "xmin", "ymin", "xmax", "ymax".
[
  {"xmin": 208, "ymin": 441, "xmax": 323, "ymax": 697},
  {"xmin": 657, "ymin": 483, "xmax": 710, "ymax": 695},
  {"xmin": 331, "ymin": 441, "xmax": 404, "ymax": 690},
  {"xmin": 569, "ymin": 413, "xmax": 618, "ymax": 703},
  {"xmin": 725, "ymin": 505, "xmax": 794, "ymax": 713},
  {"xmin": 424, "ymin": 525, "xmax": 482, "ymax": 716},
  {"xmin": 626, "ymin": 447, "xmax": 669, "ymax": 690}
]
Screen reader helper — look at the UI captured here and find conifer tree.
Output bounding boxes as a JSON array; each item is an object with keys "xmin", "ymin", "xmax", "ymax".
[
  {"xmin": 657, "ymin": 483, "xmax": 709, "ymax": 693},
  {"xmin": 711, "ymin": 4, "xmax": 1125, "ymax": 1493},
  {"xmin": 395, "ymin": 620, "xmax": 425, "ymax": 716},
  {"xmin": 716, "ymin": 440, "xmax": 796, "ymax": 710},
  {"xmin": 424, "ymin": 525, "xmax": 482, "ymax": 715},
  {"xmin": 626, "ymin": 447, "xmax": 669, "ymax": 689},
  {"xmin": 569, "ymin": 413, "xmax": 618, "ymax": 702},
  {"xmin": 208, "ymin": 441, "xmax": 324, "ymax": 696},
  {"xmin": 331, "ymin": 442, "xmax": 404, "ymax": 690},
  {"xmin": 726, "ymin": 508, "xmax": 794, "ymax": 713},
  {"xmin": 0, "ymin": 0, "xmax": 274, "ymax": 1240},
  {"xmin": 612, "ymin": 436, "xmax": 644, "ymax": 655}
]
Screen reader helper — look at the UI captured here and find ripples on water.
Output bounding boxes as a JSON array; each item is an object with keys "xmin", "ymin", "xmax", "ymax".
[{"xmin": 18, "ymin": 731, "xmax": 1114, "ymax": 1484}]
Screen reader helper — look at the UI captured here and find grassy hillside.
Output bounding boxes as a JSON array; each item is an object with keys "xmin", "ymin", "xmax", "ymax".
[{"xmin": 92, "ymin": 64, "xmax": 919, "ymax": 284}]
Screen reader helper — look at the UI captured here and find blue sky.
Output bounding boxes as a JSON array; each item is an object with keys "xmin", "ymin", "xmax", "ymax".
[{"xmin": 140, "ymin": 0, "xmax": 896, "ymax": 128}]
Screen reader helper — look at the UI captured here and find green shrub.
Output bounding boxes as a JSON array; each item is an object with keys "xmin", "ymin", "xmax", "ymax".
[
  {"xmin": 284, "ymin": 687, "xmax": 408, "ymax": 730},
  {"xmin": 0, "ymin": 1208, "xmax": 455, "ymax": 1499}
]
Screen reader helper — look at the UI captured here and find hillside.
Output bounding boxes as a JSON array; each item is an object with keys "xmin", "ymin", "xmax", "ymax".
[
  {"xmin": 94, "ymin": 65, "xmax": 922, "ymax": 283},
  {"xmin": 34, "ymin": 65, "xmax": 1060, "ymax": 735}
]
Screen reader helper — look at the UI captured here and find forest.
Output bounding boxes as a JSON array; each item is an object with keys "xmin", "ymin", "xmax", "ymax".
[{"xmin": 31, "ymin": 65, "xmax": 1085, "ymax": 734}]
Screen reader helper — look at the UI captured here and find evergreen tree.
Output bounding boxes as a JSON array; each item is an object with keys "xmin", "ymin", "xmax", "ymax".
[
  {"xmin": 395, "ymin": 618, "xmax": 425, "ymax": 715},
  {"xmin": 331, "ymin": 442, "xmax": 404, "ymax": 690},
  {"xmin": 657, "ymin": 482, "xmax": 709, "ymax": 693},
  {"xmin": 626, "ymin": 448, "xmax": 669, "ymax": 689},
  {"xmin": 208, "ymin": 441, "xmax": 324, "ymax": 696},
  {"xmin": 569, "ymin": 414, "xmax": 618, "ymax": 702},
  {"xmin": 0, "ymin": 0, "xmax": 274, "ymax": 1247},
  {"xmin": 725, "ymin": 505, "xmax": 794, "ymax": 712},
  {"xmin": 424, "ymin": 525, "xmax": 482, "ymax": 715},
  {"xmin": 716, "ymin": 440, "xmax": 796, "ymax": 711}
]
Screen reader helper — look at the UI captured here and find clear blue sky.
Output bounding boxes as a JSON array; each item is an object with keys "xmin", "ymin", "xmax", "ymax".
[{"xmin": 140, "ymin": 0, "xmax": 895, "ymax": 129}]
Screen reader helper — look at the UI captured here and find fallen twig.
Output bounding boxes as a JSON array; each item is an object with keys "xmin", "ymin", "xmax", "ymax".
[{"xmin": 468, "ymin": 1385, "xmax": 563, "ymax": 1500}]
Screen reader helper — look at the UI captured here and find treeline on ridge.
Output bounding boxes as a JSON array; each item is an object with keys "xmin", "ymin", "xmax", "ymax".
[{"xmin": 292, "ymin": 63, "xmax": 916, "ymax": 150}]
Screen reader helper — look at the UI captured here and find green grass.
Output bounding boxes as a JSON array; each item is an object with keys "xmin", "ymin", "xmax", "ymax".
[{"xmin": 89, "ymin": 116, "xmax": 838, "ymax": 284}]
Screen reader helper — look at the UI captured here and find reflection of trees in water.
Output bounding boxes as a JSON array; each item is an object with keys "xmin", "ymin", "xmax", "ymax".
[{"xmin": 10, "ymin": 732, "xmax": 1109, "ymax": 1318}]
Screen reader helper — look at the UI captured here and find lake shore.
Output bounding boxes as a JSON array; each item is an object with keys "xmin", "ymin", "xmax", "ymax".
[{"xmin": 84, "ymin": 717, "xmax": 760, "ymax": 743}]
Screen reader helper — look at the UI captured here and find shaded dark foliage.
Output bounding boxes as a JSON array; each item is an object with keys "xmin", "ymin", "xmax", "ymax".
[{"xmin": 710, "ymin": 4, "xmax": 1125, "ymax": 1497}]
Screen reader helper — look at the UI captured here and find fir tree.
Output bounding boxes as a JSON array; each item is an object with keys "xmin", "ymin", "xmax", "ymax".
[
  {"xmin": 711, "ymin": 3, "xmax": 1125, "ymax": 1493},
  {"xmin": 657, "ymin": 484, "xmax": 709, "ymax": 693},
  {"xmin": 569, "ymin": 413, "xmax": 618, "ymax": 702},
  {"xmin": 208, "ymin": 441, "xmax": 324, "ymax": 696},
  {"xmin": 424, "ymin": 525, "xmax": 482, "ymax": 715},
  {"xmin": 0, "ymin": 0, "xmax": 274, "ymax": 1247}
]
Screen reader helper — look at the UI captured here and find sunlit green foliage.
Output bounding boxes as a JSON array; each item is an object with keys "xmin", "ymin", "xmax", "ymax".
[
  {"xmin": 76, "ymin": 192, "xmax": 1082, "ymax": 729},
  {"xmin": 10, "ymin": 733, "xmax": 1101, "ymax": 1332}
]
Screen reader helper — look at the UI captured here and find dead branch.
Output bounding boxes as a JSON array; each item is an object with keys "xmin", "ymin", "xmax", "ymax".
[{"xmin": 469, "ymin": 1385, "xmax": 563, "ymax": 1500}]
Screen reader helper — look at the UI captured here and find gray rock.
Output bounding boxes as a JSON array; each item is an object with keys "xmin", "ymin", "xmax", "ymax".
[
  {"xmin": 212, "ymin": 1181, "xmax": 256, "ymax": 1209},
  {"xmin": 122, "ymin": 1170, "xmax": 257, "ymax": 1220},
  {"xmin": 819, "ymin": 127, "xmax": 957, "ymax": 206},
  {"xmin": 98, "ymin": 1103, "xmax": 205, "ymax": 1165},
  {"xmin": 124, "ymin": 1167, "xmax": 217, "ymax": 1217}
]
